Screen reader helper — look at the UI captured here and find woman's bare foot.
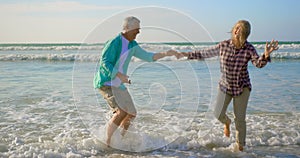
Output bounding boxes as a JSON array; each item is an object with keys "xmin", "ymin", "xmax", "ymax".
[
  {"xmin": 234, "ymin": 143, "xmax": 244, "ymax": 152},
  {"xmin": 224, "ymin": 119, "xmax": 231, "ymax": 137}
]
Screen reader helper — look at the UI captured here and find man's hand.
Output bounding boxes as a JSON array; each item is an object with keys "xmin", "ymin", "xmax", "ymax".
[
  {"xmin": 116, "ymin": 72, "xmax": 131, "ymax": 84},
  {"xmin": 166, "ymin": 50, "xmax": 185, "ymax": 59}
]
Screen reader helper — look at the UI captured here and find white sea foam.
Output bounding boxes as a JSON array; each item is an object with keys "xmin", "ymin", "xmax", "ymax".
[{"xmin": 1, "ymin": 95, "xmax": 299, "ymax": 157}]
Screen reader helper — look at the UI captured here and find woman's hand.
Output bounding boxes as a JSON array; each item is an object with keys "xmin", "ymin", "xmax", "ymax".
[
  {"xmin": 265, "ymin": 40, "xmax": 279, "ymax": 58},
  {"xmin": 153, "ymin": 50, "xmax": 183, "ymax": 60},
  {"xmin": 166, "ymin": 50, "xmax": 188, "ymax": 59}
]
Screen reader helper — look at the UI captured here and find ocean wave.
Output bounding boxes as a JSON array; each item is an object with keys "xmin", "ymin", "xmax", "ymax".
[
  {"xmin": 0, "ymin": 44, "xmax": 102, "ymax": 51},
  {"xmin": 1, "ymin": 42, "xmax": 300, "ymax": 61},
  {"xmin": 143, "ymin": 43, "xmax": 300, "ymax": 51},
  {"xmin": 1, "ymin": 42, "xmax": 300, "ymax": 51},
  {"xmin": 0, "ymin": 54, "xmax": 99, "ymax": 62},
  {"xmin": 271, "ymin": 52, "xmax": 300, "ymax": 59},
  {"xmin": 253, "ymin": 43, "xmax": 300, "ymax": 50},
  {"xmin": 1, "ymin": 51, "xmax": 300, "ymax": 62}
]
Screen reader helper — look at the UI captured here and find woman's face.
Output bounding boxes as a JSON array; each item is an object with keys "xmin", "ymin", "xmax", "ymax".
[{"xmin": 233, "ymin": 25, "xmax": 241, "ymax": 39}]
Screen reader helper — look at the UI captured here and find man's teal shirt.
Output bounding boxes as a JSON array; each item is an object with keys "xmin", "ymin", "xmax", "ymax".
[{"xmin": 94, "ymin": 33, "xmax": 155, "ymax": 90}]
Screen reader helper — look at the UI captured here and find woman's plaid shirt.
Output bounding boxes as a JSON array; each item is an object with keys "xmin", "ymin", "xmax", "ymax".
[{"xmin": 188, "ymin": 39, "xmax": 270, "ymax": 96}]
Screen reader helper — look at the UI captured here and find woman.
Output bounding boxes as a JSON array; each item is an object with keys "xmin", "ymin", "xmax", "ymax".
[{"xmin": 183, "ymin": 20, "xmax": 279, "ymax": 151}]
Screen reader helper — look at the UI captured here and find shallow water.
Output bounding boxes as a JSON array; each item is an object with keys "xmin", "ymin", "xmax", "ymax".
[{"xmin": 0, "ymin": 43, "xmax": 300, "ymax": 157}]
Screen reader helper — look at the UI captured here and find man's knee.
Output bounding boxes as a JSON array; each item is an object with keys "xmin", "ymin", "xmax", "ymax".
[
  {"xmin": 124, "ymin": 114, "xmax": 136, "ymax": 124},
  {"xmin": 128, "ymin": 113, "xmax": 136, "ymax": 119},
  {"xmin": 112, "ymin": 109, "xmax": 127, "ymax": 124}
]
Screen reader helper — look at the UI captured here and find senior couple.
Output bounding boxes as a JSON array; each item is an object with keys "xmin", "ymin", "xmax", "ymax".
[{"xmin": 93, "ymin": 16, "xmax": 279, "ymax": 151}]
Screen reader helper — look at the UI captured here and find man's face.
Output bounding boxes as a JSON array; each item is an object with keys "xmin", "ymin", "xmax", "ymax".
[
  {"xmin": 127, "ymin": 28, "xmax": 140, "ymax": 41},
  {"xmin": 125, "ymin": 23, "xmax": 140, "ymax": 41}
]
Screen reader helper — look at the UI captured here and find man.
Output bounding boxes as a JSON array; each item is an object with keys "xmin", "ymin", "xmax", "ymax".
[
  {"xmin": 94, "ymin": 16, "xmax": 181, "ymax": 146},
  {"xmin": 182, "ymin": 20, "xmax": 278, "ymax": 151}
]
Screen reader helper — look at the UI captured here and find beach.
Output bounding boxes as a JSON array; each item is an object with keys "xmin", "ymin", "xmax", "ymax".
[{"xmin": 0, "ymin": 42, "xmax": 299, "ymax": 157}]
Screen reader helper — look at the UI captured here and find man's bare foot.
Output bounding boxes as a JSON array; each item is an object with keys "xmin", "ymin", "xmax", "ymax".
[
  {"xmin": 224, "ymin": 119, "xmax": 231, "ymax": 137},
  {"xmin": 238, "ymin": 145, "xmax": 243, "ymax": 151},
  {"xmin": 106, "ymin": 138, "xmax": 111, "ymax": 148},
  {"xmin": 121, "ymin": 128, "xmax": 127, "ymax": 137}
]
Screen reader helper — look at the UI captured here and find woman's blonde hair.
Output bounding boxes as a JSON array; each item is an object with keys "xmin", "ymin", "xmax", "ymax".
[{"xmin": 231, "ymin": 20, "xmax": 251, "ymax": 49}]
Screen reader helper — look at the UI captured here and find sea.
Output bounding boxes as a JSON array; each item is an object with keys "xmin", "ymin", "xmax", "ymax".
[{"xmin": 0, "ymin": 41, "xmax": 299, "ymax": 158}]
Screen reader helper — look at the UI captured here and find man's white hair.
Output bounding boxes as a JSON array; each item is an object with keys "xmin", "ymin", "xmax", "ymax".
[{"xmin": 122, "ymin": 16, "xmax": 140, "ymax": 32}]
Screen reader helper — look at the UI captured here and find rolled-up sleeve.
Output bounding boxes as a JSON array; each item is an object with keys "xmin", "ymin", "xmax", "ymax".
[
  {"xmin": 250, "ymin": 49, "xmax": 270, "ymax": 68},
  {"xmin": 188, "ymin": 44, "xmax": 220, "ymax": 60}
]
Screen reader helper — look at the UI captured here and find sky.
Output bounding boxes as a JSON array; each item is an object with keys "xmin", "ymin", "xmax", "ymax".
[{"xmin": 1, "ymin": 0, "xmax": 300, "ymax": 43}]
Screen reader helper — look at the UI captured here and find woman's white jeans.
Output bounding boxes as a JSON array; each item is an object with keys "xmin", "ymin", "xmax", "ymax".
[{"xmin": 214, "ymin": 87, "xmax": 250, "ymax": 146}]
